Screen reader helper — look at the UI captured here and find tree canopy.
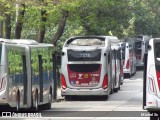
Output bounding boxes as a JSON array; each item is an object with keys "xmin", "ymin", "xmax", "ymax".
[{"xmin": 0, "ymin": 0, "xmax": 159, "ymax": 50}]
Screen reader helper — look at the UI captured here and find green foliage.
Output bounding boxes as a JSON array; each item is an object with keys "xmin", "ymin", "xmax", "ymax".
[{"xmin": 1, "ymin": 0, "xmax": 160, "ymax": 50}]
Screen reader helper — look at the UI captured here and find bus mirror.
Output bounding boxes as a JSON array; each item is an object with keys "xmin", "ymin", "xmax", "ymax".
[
  {"xmin": 157, "ymin": 58, "xmax": 160, "ymax": 61},
  {"xmin": 104, "ymin": 53, "xmax": 106, "ymax": 56},
  {"xmin": 148, "ymin": 45, "xmax": 151, "ymax": 51},
  {"xmin": 62, "ymin": 52, "xmax": 65, "ymax": 56}
]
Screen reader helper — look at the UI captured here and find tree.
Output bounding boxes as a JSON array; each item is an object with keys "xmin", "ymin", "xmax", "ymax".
[
  {"xmin": 52, "ymin": 10, "xmax": 68, "ymax": 45},
  {"xmin": 15, "ymin": 3, "xmax": 25, "ymax": 39}
]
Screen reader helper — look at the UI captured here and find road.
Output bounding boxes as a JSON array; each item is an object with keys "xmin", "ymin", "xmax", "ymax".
[
  {"xmin": 39, "ymin": 70, "xmax": 149, "ymax": 120},
  {"xmin": 1, "ymin": 70, "xmax": 149, "ymax": 120}
]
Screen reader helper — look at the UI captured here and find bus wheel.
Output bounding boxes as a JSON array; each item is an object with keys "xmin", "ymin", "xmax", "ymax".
[
  {"xmin": 102, "ymin": 95, "xmax": 108, "ymax": 100},
  {"xmin": 44, "ymin": 93, "xmax": 52, "ymax": 110},
  {"xmin": 110, "ymin": 84, "xmax": 114, "ymax": 94},
  {"xmin": 114, "ymin": 88, "xmax": 118, "ymax": 92},
  {"xmin": 34, "ymin": 91, "xmax": 39, "ymax": 111},
  {"xmin": 65, "ymin": 96, "xmax": 72, "ymax": 101},
  {"xmin": 127, "ymin": 73, "xmax": 131, "ymax": 78},
  {"xmin": 16, "ymin": 92, "xmax": 20, "ymax": 112},
  {"xmin": 110, "ymin": 88, "xmax": 114, "ymax": 94}
]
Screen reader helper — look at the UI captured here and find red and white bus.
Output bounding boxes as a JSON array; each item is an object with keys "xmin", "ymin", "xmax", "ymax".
[
  {"xmin": 61, "ymin": 36, "xmax": 115, "ymax": 99},
  {"xmin": 135, "ymin": 35, "xmax": 150, "ymax": 68},
  {"xmin": 143, "ymin": 38, "xmax": 160, "ymax": 119},
  {"xmin": 119, "ymin": 42, "xmax": 125, "ymax": 84},
  {"xmin": 123, "ymin": 38, "xmax": 136, "ymax": 77}
]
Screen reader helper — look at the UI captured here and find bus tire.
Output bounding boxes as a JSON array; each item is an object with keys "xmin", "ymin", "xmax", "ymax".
[
  {"xmin": 114, "ymin": 88, "xmax": 118, "ymax": 92},
  {"xmin": 118, "ymin": 76, "xmax": 121, "ymax": 90},
  {"xmin": 110, "ymin": 88, "xmax": 114, "ymax": 94},
  {"xmin": 110, "ymin": 84, "xmax": 114, "ymax": 94},
  {"xmin": 128, "ymin": 73, "xmax": 131, "ymax": 78},
  {"xmin": 65, "ymin": 96, "xmax": 71, "ymax": 101},
  {"xmin": 44, "ymin": 92, "xmax": 52, "ymax": 110},
  {"xmin": 34, "ymin": 91, "xmax": 39, "ymax": 111},
  {"xmin": 16, "ymin": 91, "xmax": 20, "ymax": 112},
  {"xmin": 102, "ymin": 95, "xmax": 108, "ymax": 100}
]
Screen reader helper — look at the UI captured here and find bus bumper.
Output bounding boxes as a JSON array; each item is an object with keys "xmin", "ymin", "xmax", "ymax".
[
  {"xmin": 61, "ymin": 88, "xmax": 109, "ymax": 96},
  {"xmin": 123, "ymin": 68, "xmax": 130, "ymax": 74},
  {"xmin": 146, "ymin": 94, "xmax": 160, "ymax": 111}
]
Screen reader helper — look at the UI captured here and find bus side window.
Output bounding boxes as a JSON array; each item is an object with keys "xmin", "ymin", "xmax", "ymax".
[{"xmin": 22, "ymin": 55, "xmax": 27, "ymax": 104}]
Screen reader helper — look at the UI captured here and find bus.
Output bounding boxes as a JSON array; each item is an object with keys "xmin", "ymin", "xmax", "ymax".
[
  {"xmin": 135, "ymin": 35, "xmax": 150, "ymax": 68},
  {"xmin": 110, "ymin": 40, "xmax": 121, "ymax": 91},
  {"xmin": 123, "ymin": 38, "xmax": 136, "ymax": 77},
  {"xmin": 111, "ymin": 45, "xmax": 121, "ymax": 91},
  {"xmin": 61, "ymin": 36, "xmax": 113, "ymax": 99},
  {"xmin": 143, "ymin": 38, "xmax": 160, "ymax": 120},
  {"xmin": 0, "ymin": 39, "xmax": 54, "ymax": 111},
  {"xmin": 119, "ymin": 42, "xmax": 125, "ymax": 84}
]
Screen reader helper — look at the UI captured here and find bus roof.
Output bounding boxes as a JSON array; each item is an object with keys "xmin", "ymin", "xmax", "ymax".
[
  {"xmin": 0, "ymin": 38, "xmax": 54, "ymax": 48},
  {"xmin": 65, "ymin": 36, "xmax": 118, "ymax": 47},
  {"xmin": 0, "ymin": 38, "xmax": 38, "ymax": 45}
]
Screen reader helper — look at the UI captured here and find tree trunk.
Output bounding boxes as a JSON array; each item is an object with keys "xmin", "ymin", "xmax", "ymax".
[
  {"xmin": 5, "ymin": 14, "xmax": 11, "ymax": 39},
  {"xmin": 38, "ymin": 9, "xmax": 47, "ymax": 43},
  {"xmin": 15, "ymin": 3, "xmax": 25, "ymax": 39},
  {"xmin": 52, "ymin": 10, "xmax": 69, "ymax": 45},
  {"xmin": 0, "ymin": 20, "xmax": 3, "ymax": 38}
]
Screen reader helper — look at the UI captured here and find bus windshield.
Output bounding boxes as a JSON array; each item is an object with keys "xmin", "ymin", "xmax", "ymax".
[
  {"xmin": 135, "ymin": 41, "xmax": 142, "ymax": 60},
  {"xmin": 135, "ymin": 41, "xmax": 142, "ymax": 48},
  {"xmin": 121, "ymin": 43, "xmax": 125, "ymax": 60},
  {"xmin": 155, "ymin": 41, "xmax": 160, "ymax": 72},
  {"xmin": 69, "ymin": 39, "xmax": 105, "ymax": 46}
]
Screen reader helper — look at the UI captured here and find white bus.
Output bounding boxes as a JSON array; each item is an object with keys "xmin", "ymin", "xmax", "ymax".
[
  {"xmin": 111, "ymin": 45, "xmax": 121, "ymax": 91},
  {"xmin": 143, "ymin": 38, "xmax": 160, "ymax": 119},
  {"xmin": 135, "ymin": 35, "xmax": 150, "ymax": 68},
  {"xmin": 123, "ymin": 38, "xmax": 136, "ymax": 77},
  {"xmin": 0, "ymin": 39, "xmax": 54, "ymax": 111},
  {"xmin": 61, "ymin": 36, "xmax": 113, "ymax": 99},
  {"xmin": 110, "ymin": 37, "xmax": 122, "ymax": 92},
  {"xmin": 119, "ymin": 42, "xmax": 125, "ymax": 84}
]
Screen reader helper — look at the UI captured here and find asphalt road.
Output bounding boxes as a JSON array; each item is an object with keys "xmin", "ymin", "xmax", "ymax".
[
  {"xmin": 39, "ymin": 70, "xmax": 150, "ymax": 120},
  {"xmin": 1, "ymin": 70, "xmax": 150, "ymax": 120}
]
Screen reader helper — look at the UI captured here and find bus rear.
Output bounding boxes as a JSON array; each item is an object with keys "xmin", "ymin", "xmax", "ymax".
[
  {"xmin": 135, "ymin": 35, "xmax": 150, "ymax": 68},
  {"xmin": 123, "ymin": 38, "xmax": 136, "ymax": 77},
  {"xmin": 61, "ymin": 36, "xmax": 112, "ymax": 98}
]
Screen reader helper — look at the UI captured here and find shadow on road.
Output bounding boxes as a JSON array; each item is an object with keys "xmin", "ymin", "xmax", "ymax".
[{"xmin": 64, "ymin": 95, "xmax": 109, "ymax": 101}]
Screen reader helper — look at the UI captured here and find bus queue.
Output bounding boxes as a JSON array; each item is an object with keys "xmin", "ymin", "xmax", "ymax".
[
  {"xmin": 0, "ymin": 35, "xmax": 151, "ymax": 112},
  {"xmin": 60, "ymin": 35, "xmax": 148, "ymax": 100}
]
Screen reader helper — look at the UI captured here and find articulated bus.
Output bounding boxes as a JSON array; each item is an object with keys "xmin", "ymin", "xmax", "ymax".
[
  {"xmin": 143, "ymin": 38, "xmax": 160, "ymax": 120},
  {"xmin": 61, "ymin": 36, "xmax": 114, "ymax": 99},
  {"xmin": 135, "ymin": 35, "xmax": 150, "ymax": 68},
  {"xmin": 0, "ymin": 39, "xmax": 54, "ymax": 111},
  {"xmin": 123, "ymin": 38, "xmax": 136, "ymax": 77}
]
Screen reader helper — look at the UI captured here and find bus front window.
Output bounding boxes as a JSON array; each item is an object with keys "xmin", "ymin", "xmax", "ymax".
[{"xmin": 155, "ymin": 43, "xmax": 160, "ymax": 61}]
